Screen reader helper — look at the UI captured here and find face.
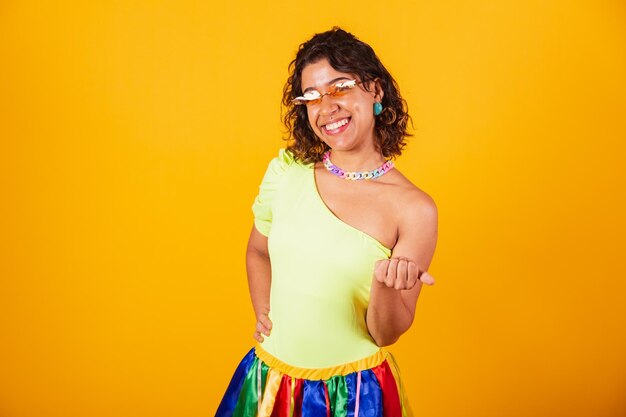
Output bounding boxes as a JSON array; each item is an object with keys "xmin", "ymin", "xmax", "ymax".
[{"xmin": 299, "ymin": 58, "xmax": 383, "ymax": 151}]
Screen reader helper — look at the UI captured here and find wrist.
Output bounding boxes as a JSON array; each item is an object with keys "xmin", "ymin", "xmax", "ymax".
[{"xmin": 255, "ymin": 305, "xmax": 270, "ymax": 318}]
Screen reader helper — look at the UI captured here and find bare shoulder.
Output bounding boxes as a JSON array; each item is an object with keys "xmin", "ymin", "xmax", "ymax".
[
  {"xmin": 384, "ymin": 168, "xmax": 438, "ymax": 269},
  {"xmin": 386, "ymin": 168, "xmax": 438, "ymax": 223}
]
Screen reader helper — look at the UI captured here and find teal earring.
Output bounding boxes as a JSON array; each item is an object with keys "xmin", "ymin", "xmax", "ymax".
[{"xmin": 373, "ymin": 101, "xmax": 383, "ymax": 116}]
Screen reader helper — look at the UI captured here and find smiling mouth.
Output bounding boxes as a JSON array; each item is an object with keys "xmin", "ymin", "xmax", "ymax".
[{"xmin": 322, "ymin": 117, "xmax": 351, "ymax": 134}]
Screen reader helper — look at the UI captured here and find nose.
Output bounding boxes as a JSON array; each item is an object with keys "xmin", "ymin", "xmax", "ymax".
[{"xmin": 318, "ymin": 94, "xmax": 339, "ymax": 116}]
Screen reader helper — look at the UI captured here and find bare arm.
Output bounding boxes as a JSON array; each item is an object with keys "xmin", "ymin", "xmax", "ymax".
[
  {"xmin": 246, "ymin": 224, "xmax": 273, "ymax": 342},
  {"xmin": 366, "ymin": 194, "xmax": 438, "ymax": 346}
]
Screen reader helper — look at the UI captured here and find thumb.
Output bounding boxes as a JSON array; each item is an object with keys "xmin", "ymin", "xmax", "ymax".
[{"xmin": 419, "ymin": 270, "xmax": 435, "ymax": 285}]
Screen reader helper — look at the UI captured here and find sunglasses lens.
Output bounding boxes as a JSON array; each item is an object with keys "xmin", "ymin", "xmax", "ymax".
[
  {"xmin": 292, "ymin": 98, "xmax": 321, "ymax": 106},
  {"xmin": 292, "ymin": 80, "xmax": 358, "ymax": 106}
]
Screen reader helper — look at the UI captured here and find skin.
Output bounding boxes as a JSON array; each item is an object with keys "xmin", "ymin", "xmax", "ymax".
[{"xmin": 247, "ymin": 58, "xmax": 438, "ymax": 347}]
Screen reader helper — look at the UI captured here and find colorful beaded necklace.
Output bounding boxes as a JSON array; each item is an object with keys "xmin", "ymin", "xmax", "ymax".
[{"xmin": 322, "ymin": 150, "xmax": 395, "ymax": 180}]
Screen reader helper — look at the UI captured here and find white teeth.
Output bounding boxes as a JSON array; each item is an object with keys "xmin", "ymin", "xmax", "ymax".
[{"xmin": 325, "ymin": 118, "xmax": 349, "ymax": 131}]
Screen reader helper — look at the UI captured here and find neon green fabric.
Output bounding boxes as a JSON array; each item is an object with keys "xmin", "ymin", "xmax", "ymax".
[{"xmin": 251, "ymin": 148, "xmax": 392, "ymax": 369}]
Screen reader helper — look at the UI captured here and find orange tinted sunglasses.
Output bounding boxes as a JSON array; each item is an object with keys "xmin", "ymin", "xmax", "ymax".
[{"xmin": 292, "ymin": 79, "xmax": 366, "ymax": 106}]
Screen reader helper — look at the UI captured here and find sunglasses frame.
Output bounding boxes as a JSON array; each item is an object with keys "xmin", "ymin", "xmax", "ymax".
[{"xmin": 292, "ymin": 79, "xmax": 368, "ymax": 106}]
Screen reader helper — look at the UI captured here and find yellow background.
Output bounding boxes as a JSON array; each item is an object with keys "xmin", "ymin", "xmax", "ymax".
[{"xmin": 1, "ymin": 1, "xmax": 625, "ymax": 416}]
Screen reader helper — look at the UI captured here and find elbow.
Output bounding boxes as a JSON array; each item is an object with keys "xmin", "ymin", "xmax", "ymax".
[
  {"xmin": 246, "ymin": 243, "xmax": 270, "ymax": 260},
  {"xmin": 367, "ymin": 310, "xmax": 414, "ymax": 347},
  {"xmin": 369, "ymin": 320, "xmax": 413, "ymax": 347},
  {"xmin": 373, "ymin": 334, "xmax": 400, "ymax": 347},
  {"xmin": 369, "ymin": 325, "xmax": 407, "ymax": 347}
]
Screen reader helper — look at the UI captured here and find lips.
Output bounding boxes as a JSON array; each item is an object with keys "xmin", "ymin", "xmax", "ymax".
[{"xmin": 321, "ymin": 117, "xmax": 351, "ymax": 135}]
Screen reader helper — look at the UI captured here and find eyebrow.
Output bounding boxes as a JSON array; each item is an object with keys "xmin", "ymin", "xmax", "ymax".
[{"xmin": 302, "ymin": 77, "xmax": 352, "ymax": 94}]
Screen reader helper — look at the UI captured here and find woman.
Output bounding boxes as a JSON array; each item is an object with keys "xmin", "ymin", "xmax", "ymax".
[{"xmin": 216, "ymin": 27, "xmax": 438, "ymax": 417}]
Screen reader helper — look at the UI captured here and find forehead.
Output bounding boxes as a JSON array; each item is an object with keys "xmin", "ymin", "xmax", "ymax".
[{"xmin": 300, "ymin": 59, "xmax": 354, "ymax": 92}]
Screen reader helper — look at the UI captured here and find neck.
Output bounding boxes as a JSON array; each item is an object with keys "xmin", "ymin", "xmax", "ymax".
[{"xmin": 326, "ymin": 147, "xmax": 387, "ymax": 172}]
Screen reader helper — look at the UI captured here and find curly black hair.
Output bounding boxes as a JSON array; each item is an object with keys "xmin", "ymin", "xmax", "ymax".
[{"xmin": 282, "ymin": 27, "xmax": 412, "ymax": 164}]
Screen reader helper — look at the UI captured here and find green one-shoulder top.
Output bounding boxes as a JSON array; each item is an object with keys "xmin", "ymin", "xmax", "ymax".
[{"xmin": 251, "ymin": 148, "xmax": 392, "ymax": 368}]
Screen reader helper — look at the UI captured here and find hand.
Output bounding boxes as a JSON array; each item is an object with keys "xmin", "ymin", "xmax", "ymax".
[
  {"xmin": 253, "ymin": 311, "xmax": 273, "ymax": 343},
  {"xmin": 374, "ymin": 256, "xmax": 435, "ymax": 290}
]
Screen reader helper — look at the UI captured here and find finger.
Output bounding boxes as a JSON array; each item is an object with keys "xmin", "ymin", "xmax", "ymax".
[
  {"xmin": 374, "ymin": 259, "xmax": 389, "ymax": 283},
  {"xmin": 419, "ymin": 271, "xmax": 436, "ymax": 285},
  {"xmin": 253, "ymin": 331, "xmax": 264, "ymax": 343},
  {"xmin": 259, "ymin": 315, "xmax": 272, "ymax": 330},
  {"xmin": 385, "ymin": 258, "xmax": 398, "ymax": 287},
  {"xmin": 395, "ymin": 259, "xmax": 409, "ymax": 290},
  {"xmin": 406, "ymin": 272, "xmax": 419, "ymax": 290},
  {"xmin": 408, "ymin": 262, "xmax": 419, "ymax": 286},
  {"xmin": 256, "ymin": 321, "xmax": 271, "ymax": 336}
]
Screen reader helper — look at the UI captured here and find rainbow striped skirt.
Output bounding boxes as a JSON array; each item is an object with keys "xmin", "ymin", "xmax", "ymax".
[{"xmin": 215, "ymin": 344, "xmax": 412, "ymax": 417}]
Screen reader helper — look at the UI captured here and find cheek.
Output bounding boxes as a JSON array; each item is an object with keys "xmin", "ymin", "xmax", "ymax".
[
  {"xmin": 346, "ymin": 96, "xmax": 369, "ymax": 114},
  {"xmin": 358, "ymin": 97, "xmax": 376, "ymax": 116},
  {"xmin": 306, "ymin": 108, "xmax": 319, "ymax": 130}
]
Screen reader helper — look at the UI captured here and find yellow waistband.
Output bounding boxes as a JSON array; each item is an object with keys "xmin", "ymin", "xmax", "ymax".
[{"xmin": 254, "ymin": 343, "xmax": 389, "ymax": 380}]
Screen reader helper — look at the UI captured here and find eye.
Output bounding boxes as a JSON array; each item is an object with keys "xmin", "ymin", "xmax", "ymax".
[
  {"xmin": 302, "ymin": 91, "xmax": 321, "ymax": 100},
  {"xmin": 333, "ymin": 79, "xmax": 357, "ymax": 90}
]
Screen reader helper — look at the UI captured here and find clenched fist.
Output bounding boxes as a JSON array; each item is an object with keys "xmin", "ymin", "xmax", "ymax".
[{"xmin": 374, "ymin": 256, "xmax": 435, "ymax": 290}]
